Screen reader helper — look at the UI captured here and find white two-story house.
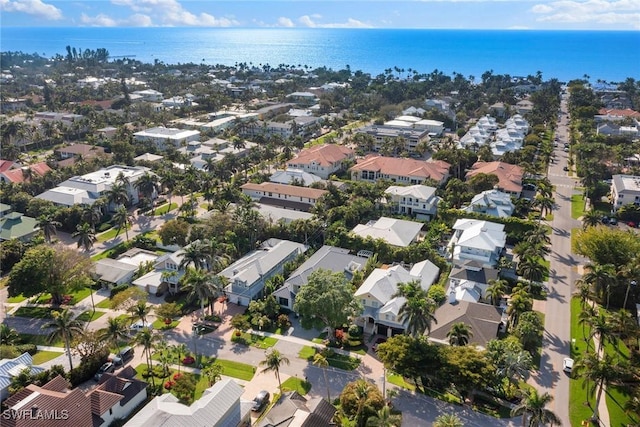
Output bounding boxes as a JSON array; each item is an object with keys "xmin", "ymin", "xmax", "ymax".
[
  {"xmin": 287, "ymin": 144, "xmax": 355, "ymax": 179},
  {"xmin": 448, "ymin": 219, "xmax": 507, "ymax": 268},
  {"xmin": 384, "ymin": 184, "xmax": 439, "ymax": 220},
  {"xmin": 611, "ymin": 174, "xmax": 640, "ymax": 211}
]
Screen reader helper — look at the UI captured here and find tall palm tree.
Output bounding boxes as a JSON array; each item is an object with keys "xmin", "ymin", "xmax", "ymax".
[
  {"xmin": 37, "ymin": 214, "xmax": 61, "ymax": 244},
  {"xmin": 532, "ymin": 194, "xmax": 555, "ymax": 220},
  {"xmin": 112, "ymin": 205, "xmax": 132, "ymax": 241},
  {"xmin": 0, "ymin": 324, "xmax": 19, "ymax": 345},
  {"xmin": 365, "ymin": 405, "xmax": 402, "ymax": 427},
  {"xmin": 575, "ymin": 353, "xmax": 622, "ymax": 422},
  {"xmin": 486, "ymin": 279, "xmax": 508, "ymax": 306},
  {"xmin": 105, "ymin": 181, "xmax": 129, "ymax": 209},
  {"xmin": 510, "ymin": 388, "xmax": 560, "ymax": 427},
  {"xmin": 507, "ymin": 291, "xmax": 533, "ymax": 328},
  {"xmin": 182, "ymin": 268, "xmax": 223, "ymax": 320},
  {"xmin": 447, "ymin": 322, "xmax": 473, "ymax": 346},
  {"xmin": 393, "ymin": 281, "xmax": 437, "ymax": 337},
  {"xmin": 202, "ymin": 363, "xmax": 223, "ymax": 386},
  {"xmin": 588, "ymin": 311, "xmax": 617, "ymax": 354},
  {"xmin": 99, "ymin": 316, "xmax": 129, "ymax": 359},
  {"xmin": 73, "ymin": 222, "xmax": 96, "ymax": 252},
  {"xmin": 259, "ymin": 348, "xmax": 290, "ymax": 392},
  {"xmin": 582, "ymin": 263, "xmax": 616, "ymax": 307},
  {"xmin": 134, "ymin": 327, "xmax": 157, "ymax": 387},
  {"xmin": 128, "ymin": 301, "xmax": 151, "ymax": 326},
  {"xmin": 179, "ymin": 240, "xmax": 210, "ymax": 271},
  {"xmin": 582, "ymin": 209, "xmax": 602, "ymax": 229},
  {"xmin": 134, "ymin": 172, "xmax": 159, "ymax": 213},
  {"xmin": 313, "ymin": 352, "xmax": 331, "ymax": 402},
  {"xmin": 433, "ymin": 413, "xmax": 464, "ymax": 427},
  {"xmin": 524, "ymin": 225, "xmax": 551, "ymax": 247},
  {"xmin": 42, "ymin": 309, "xmax": 84, "ymax": 370},
  {"xmin": 518, "ymin": 255, "xmax": 546, "ymax": 284}
]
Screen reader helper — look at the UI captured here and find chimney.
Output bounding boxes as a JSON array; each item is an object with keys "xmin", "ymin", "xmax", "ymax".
[{"xmin": 31, "ymin": 405, "xmax": 39, "ymax": 418}]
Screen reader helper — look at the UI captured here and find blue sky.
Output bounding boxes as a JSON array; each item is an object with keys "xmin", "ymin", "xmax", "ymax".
[{"xmin": 1, "ymin": 0, "xmax": 639, "ymax": 30}]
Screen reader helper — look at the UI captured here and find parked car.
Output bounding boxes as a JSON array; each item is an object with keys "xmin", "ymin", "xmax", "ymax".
[
  {"xmin": 601, "ymin": 216, "xmax": 610, "ymax": 224},
  {"xmin": 563, "ymin": 166, "xmax": 569, "ymax": 172},
  {"xmin": 251, "ymin": 390, "xmax": 270, "ymax": 412},
  {"xmin": 609, "ymin": 217, "xmax": 618, "ymax": 225},
  {"xmin": 563, "ymin": 357, "xmax": 574, "ymax": 374},
  {"xmin": 372, "ymin": 337, "xmax": 387, "ymax": 352},
  {"xmin": 111, "ymin": 346, "xmax": 134, "ymax": 366},
  {"xmin": 130, "ymin": 321, "xmax": 152, "ymax": 333},
  {"xmin": 94, "ymin": 362, "xmax": 115, "ymax": 381}
]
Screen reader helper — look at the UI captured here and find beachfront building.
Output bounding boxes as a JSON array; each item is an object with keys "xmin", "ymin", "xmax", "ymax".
[
  {"xmin": 611, "ymin": 174, "xmax": 640, "ymax": 211},
  {"xmin": 350, "ymin": 155, "xmax": 451, "ymax": 185},
  {"xmin": 383, "ymin": 184, "xmax": 439, "ymax": 220}
]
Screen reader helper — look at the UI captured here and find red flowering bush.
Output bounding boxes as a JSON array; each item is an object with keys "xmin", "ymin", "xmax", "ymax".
[
  {"xmin": 173, "ymin": 373, "xmax": 182, "ymax": 381},
  {"xmin": 164, "ymin": 380, "xmax": 175, "ymax": 390},
  {"xmin": 182, "ymin": 356, "xmax": 195, "ymax": 365},
  {"xmin": 334, "ymin": 329, "xmax": 346, "ymax": 344}
]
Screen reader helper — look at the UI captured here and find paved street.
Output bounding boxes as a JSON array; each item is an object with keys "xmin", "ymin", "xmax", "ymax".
[{"xmin": 528, "ymin": 95, "xmax": 587, "ymax": 427}]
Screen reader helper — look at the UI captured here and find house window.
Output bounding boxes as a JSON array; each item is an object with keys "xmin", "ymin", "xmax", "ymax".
[
  {"xmin": 278, "ymin": 297, "xmax": 289, "ymax": 306},
  {"xmin": 361, "ymin": 299, "xmax": 366, "ymax": 306},
  {"xmin": 109, "ymin": 409, "xmax": 113, "ymax": 415}
]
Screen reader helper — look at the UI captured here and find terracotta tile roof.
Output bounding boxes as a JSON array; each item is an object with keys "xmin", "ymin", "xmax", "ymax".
[
  {"xmin": 55, "ymin": 143, "xmax": 106, "ymax": 157},
  {"xmin": 598, "ymin": 108, "xmax": 640, "ymax": 118},
  {"xmin": 1, "ymin": 162, "xmax": 52, "ymax": 183},
  {"xmin": 289, "ymin": 144, "xmax": 354, "ymax": 167},
  {"xmin": 241, "ymin": 182, "xmax": 328, "ymax": 199},
  {"xmin": 90, "ymin": 389, "xmax": 123, "ymax": 416},
  {"xmin": 40, "ymin": 375, "xmax": 69, "ymax": 392},
  {"xmin": 466, "ymin": 161, "xmax": 523, "ymax": 193},
  {"xmin": 0, "ymin": 159, "xmax": 16, "ymax": 173},
  {"xmin": 350, "ymin": 155, "xmax": 451, "ymax": 182}
]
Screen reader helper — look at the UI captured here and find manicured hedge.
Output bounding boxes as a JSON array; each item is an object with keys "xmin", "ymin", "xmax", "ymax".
[
  {"xmin": 68, "ymin": 348, "xmax": 109, "ymax": 387},
  {"xmin": 110, "ymin": 284, "xmax": 130, "ymax": 298}
]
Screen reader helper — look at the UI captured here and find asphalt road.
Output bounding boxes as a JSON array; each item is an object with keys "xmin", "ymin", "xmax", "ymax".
[{"xmin": 530, "ymin": 95, "xmax": 585, "ymax": 427}]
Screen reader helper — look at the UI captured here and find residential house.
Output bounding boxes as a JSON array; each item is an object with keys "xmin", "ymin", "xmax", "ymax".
[
  {"xmin": 491, "ymin": 115, "xmax": 530, "ymax": 157},
  {"xmin": 94, "ymin": 248, "xmax": 160, "ymax": 288},
  {"xmin": 241, "ymin": 182, "xmax": 327, "ymax": 212},
  {"xmin": 448, "ymin": 219, "xmax": 507, "ymax": 267},
  {"xmin": 349, "ymin": 155, "xmax": 451, "ymax": 185},
  {"xmin": 0, "ymin": 203, "xmax": 39, "ymax": 242},
  {"xmin": 256, "ymin": 392, "xmax": 336, "ymax": 427},
  {"xmin": 125, "ymin": 379, "xmax": 249, "ymax": 427},
  {"xmin": 425, "ymin": 98, "xmax": 454, "ymax": 118},
  {"xmin": 0, "ymin": 162, "xmax": 51, "ymax": 184},
  {"xmin": 131, "ymin": 89, "xmax": 164, "ymax": 102},
  {"xmin": 133, "ymin": 127, "xmax": 200, "ymax": 150},
  {"xmin": 447, "ymin": 260, "xmax": 500, "ymax": 303},
  {"xmin": 0, "ymin": 98, "xmax": 27, "ymax": 113},
  {"xmin": 428, "ymin": 300, "xmax": 506, "ymax": 349},
  {"xmin": 3, "ymin": 369, "xmax": 147, "ymax": 427},
  {"xmin": 462, "ymin": 189, "xmax": 515, "ymax": 218},
  {"xmin": 286, "ymin": 144, "xmax": 355, "ymax": 179},
  {"xmin": 595, "ymin": 108, "xmax": 640, "ymax": 122},
  {"xmin": 515, "ymin": 99, "xmax": 534, "ymax": 115},
  {"xmin": 251, "ymin": 203, "xmax": 315, "ymax": 225},
  {"xmin": 55, "ymin": 143, "xmax": 109, "ymax": 168},
  {"xmin": 356, "ymin": 123, "xmax": 430, "ymax": 154},
  {"xmin": 274, "ymin": 246, "xmax": 369, "ymax": 311},
  {"xmin": 132, "ymin": 247, "xmax": 187, "ymax": 295},
  {"xmin": 611, "ymin": 174, "xmax": 640, "ymax": 211},
  {"xmin": 355, "ymin": 260, "xmax": 440, "ymax": 336},
  {"xmin": 384, "ymin": 184, "xmax": 439, "ymax": 220},
  {"xmin": 134, "ymin": 153, "xmax": 164, "ymax": 164},
  {"xmin": 36, "ymin": 165, "xmax": 154, "ymax": 210},
  {"xmin": 270, "ymin": 169, "xmax": 322, "ymax": 187},
  {"xmin": 0, "ymin": 353, "xmax": 44, "ymax": 400},
  {"xmin": 286, "ymin": 91, "xmax": 318, "ymax": 106},
  {"xmin": 466, "ymin": 161, "xmax": 524, "ymax": 197},
  {"xmin": 352, "ymin": 217, "xmax": 423, "ymax": 247},
  {"xmin": 219, "ymin": 238, "xmax": 307, "ymax": 306}
]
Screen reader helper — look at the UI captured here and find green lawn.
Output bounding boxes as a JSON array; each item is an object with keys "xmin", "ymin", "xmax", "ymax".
[
  {"xmin": 232, "ymin": 332, "xmax": 278, "ymax": 349},
  {"xmin": 18, "ymin": 333, "xmax": 64, "ymax": 347},
  {"xmin": 569, "ymin": 297, "xmax": 596, "ymax": 427},
  {"xmin": 281, "ymin": 377, "xmax": 312, "ymax": 395},
  {"xmin": 152, "ymin": 319, "xmax": 180, "ymax": 330},
  {"xmin": 96, "ymin": 299, "xmax": 113, "ymax": 309},
  {"xmin": 77, "ymin": 310, "xmax": 106, "ymax": 322},
  {"xmin": 153, "ymin": 203, "xmax": 178, "ymax": 216},
  {"xmin": 14, "ymin": 306, "xmax": 53, "ymax": 318},
  {"xmin": 607, "ymin": 384, "xmax": 638, "ymax": 427},
  {"xmin": 571, "ymin": 193, "xmax": 586, "ymax": 219},
  {"xmin": 214, "ymin": 358, "xmax": 255, "ymax": 381},
  {"xmin": 32, "ymin": 350, "xmax": 64, "ymax": 364},
  {"xmin": 298, "ymin": 346, "xmax": 360, "ymax": 371},
  {"xmin": 387, "ymin": 372, "xmax": 416, "ymax": 391},
  {"xmin": 97, "ymin": 225, "xmax": 132, "ymax": 242},
  {"xmin": 69, "ymin": 287, "xmax": 93, "ymax": 305},
  {"xmin": 7, "ymin": 295, "xmax": 27, "ymax": 303}
]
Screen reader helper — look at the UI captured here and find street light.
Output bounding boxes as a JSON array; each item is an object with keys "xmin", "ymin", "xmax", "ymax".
[{"xmin": 623, "ymin": 280, "xmax": 637, "ymax": 310}]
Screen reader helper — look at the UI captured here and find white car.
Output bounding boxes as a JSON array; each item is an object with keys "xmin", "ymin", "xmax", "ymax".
[
  {"xmin": 129, "ymin": 321, "xmax": 152, "ymax": 333},
  {"xmin": 563, "ymin": 357, "xmax": 574, "ymax": 373}
]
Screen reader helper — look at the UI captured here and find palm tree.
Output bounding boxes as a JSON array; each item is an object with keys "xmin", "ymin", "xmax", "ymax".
[
  {"xmin": 433, "ymin": 413, "xmax": 464, "ymax": 427},
  {"xmin": 73, "ymin": 222, "xmax": 96, "ymax": 252},
  {"xmin": 524, "ymin": 226, "xmax": 551, "ymax": 247},
  {"xmin": 259, "ymin": 348, "xmax": 290, "ymax": 392},
  {"xmin": 365, "ymin": 405, "xmax": 402, "ymax": 426},
  {"xmin": 498, "ymin": 350, "xmax": 533, "ymax": 394},
  {"xmin": 447, "ymin": 322, "xmax": 473, "ymax": 346},
  {"xmin": 582, "ymin": 209, "xmax": 602, "ymax": 229},
  {"xmin": 37, "ymin": 215, "xmax": 61, "ymax": 243},
  {"xmin": 112, "ymin": 206, "xmax": 132, "ymax": 241},
  {"xmin": 99, "ymin": 316, "xmax": 129, "ymax": 359},
  {"xmin": 182, "ymin": 267, "xmax": 223, "ymax": 320},
  {"xmin": 179, "ymin": 240, "xmax": 210, "ymax": 271},
  {"xmin": 105, "ymin": 182, "xmax": 129, "ymax": 209},
  {"xmin": 575, "ymin": 352, "xmax": 622, "ymax": 422},
  {"xmin": 128, "ymin": 301, "xmax": 151, "ymax": 327},
  {"xmin": 507, "ymin": 291, "xmax": 533, "ymax": 328},
  {"xmin": 0, "ymin": 324, "xmax": 19, "ymax": 345},
  {"xmin": 202, "ymin": 363, "xmax": 223, "ymax": 386},
  {"xmin": 313, "ymin": 352, "xmax": 331, "ymax": 402},
  {"xmin": 588, "ymin": 311, "xmax": 617, "ymax": 354},
  {"xmin": 134, "ymin": 327, "xmax": 157, "ymax": 386},
  {"xmin": 42, "ymin": 309, "xmax": 84, "ymax": 370},
  {"xmin": 510, "ymin": 388, "xmax": 560, "ymax": 427},
  {"xmin": 486, "ymin": 279, "xmax": 507, "ymax": 306},
  {"xmin": 134, "ymin": 172, "xmax": 159, "ymax": 213},
  {"xmin": 393, "ymin": 281, "xmax": 437, "ymax": 337},
  {"xmin": 582, "ymin": 263, "xmax": 616, "ymax": 307},
  {"xmin": 81, "ymin": 205, "xmax": 102, "ymax": 229},
  {"xmin": 532, "ymin": 194, "xmax": 554, "ymax": 220},
  {"xmin": 518, "ymin": 255, "xmax": 546, "ymax": 284}
]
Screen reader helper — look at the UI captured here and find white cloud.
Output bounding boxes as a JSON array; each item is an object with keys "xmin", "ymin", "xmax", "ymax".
[
  {"xmin": 111, "ymin": 0, "xmax": 239, "ymax": 26},
  {"xmin": 0, "ymin": 0, "xmax": 62, "ymax": 20},
  {"xmin": 276, "ymin": 17, "xmax": 295, "ymax": 27},
  {"xmin": 298, "ymin": 14, "xmax": 372, "ymax": 28},
  {"xmin": 531, "ymin": 0, "xmax": 640, "ymax": 28},
  {"xmin": 126, "ymin": 13, "xmax": 153, "ymax": 27},
  {"xmin": 80, "ymin": 12, "xmax": 153, "ymax": 27},
  {"xmin": 80, "ymin": 13, "xmax": 117, "ymax": 26}
]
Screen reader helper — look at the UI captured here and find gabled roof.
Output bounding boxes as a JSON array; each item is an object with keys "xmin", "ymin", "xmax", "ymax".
[
  {"xmin": 55, "ymin": 143, "xmax": 106, "ymax": 156},
  {"xmin": 270, "ymin": 169, "xmax": 322, "ymax": 187},
  {"xmin": 1, "ymin": 162, "xmax": 51, "ymax": 183},
  {"xmin": 0, "ymin": 159, "xmax": 16, "ymax": 173},
  {"xmin": 463, "ymin": 189, "xmax": 515, "ymax": 218},
  {"xmin": 285, "ymin": 246, "xmax": 368, "ymax": 287},
  {"xmin": 429, "ymin": 300, "xmax": 504, "ymax": 349},
  {"xmin": 241, "ymin": 182, "xmax": 328, "ymax": 200},
  {"xmin": 452, "ymin": 219, "xmax": 506, "ymax": 251},
  {"xmin": 256, "ymin": 391, "xmax": 335, "ymax": 427},
  {"xmin": 124, "ymin": 378, "xmax": 244, "ymax": 427},
  {"xmin": 449, "ymin": 260, "xmax": 499, "ymax": 285},
  {"xmin": 384, "ymin": 184, "xmax": 437, "ymax": 201},
  {"xmin": 466, "ymin": 161, "xmax": 523, "ymax": 193},
  {"xmin": 288, "ymin": 144, "xmax": 354, "ymax": 167},
  {"xmin": 0, "ymin": 353, "xmax": 44, "ymax": 392},
  {"xmin": 351, "ymin": 217, "xmax": 423, "ymax": 247},
  {"xmin": 350, "ymin": 155, "xmax": 451, "ymax": 183}
]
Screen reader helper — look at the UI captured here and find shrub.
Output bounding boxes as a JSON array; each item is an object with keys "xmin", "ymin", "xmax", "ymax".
[
  {"xmin": 164, "ymin": 380, "xmax": 175, "ymax": 390},
  {"xmin": 97, "ymin": 222, "xmax": 112, "ymax": 233},
  {"xmin": 276, "ymin": 314, "xmax": 291, "ymax": 330},
  {"xmin": 182, "ymin": 356, "xmax": 195, "ymax": 365},
  {"xmin": 347, "ymin": 324, "xmax": 361, "ymax": 338},
  {"xmin": 335, "ymin": 329, "xmax": 346, "ymax": 345},
  {"xmin": 172, "ymin": 372, "xmax": 196, "ymax": 404},
  {"xmin": 231, "ymin": 314, "xmax": 251, "ymax": 332},
  {"xmin": 68, "ymin": 348, "xmax": 109, "ymax": 387},
  {"xmin": 110, "ymin": 284, "xmax": 130, "ymax": 298}
]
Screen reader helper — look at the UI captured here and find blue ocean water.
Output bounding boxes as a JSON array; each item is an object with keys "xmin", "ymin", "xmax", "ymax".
[{"xmin": 1, "ymin": 27, "xmax": 638, "ymax": 82}]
